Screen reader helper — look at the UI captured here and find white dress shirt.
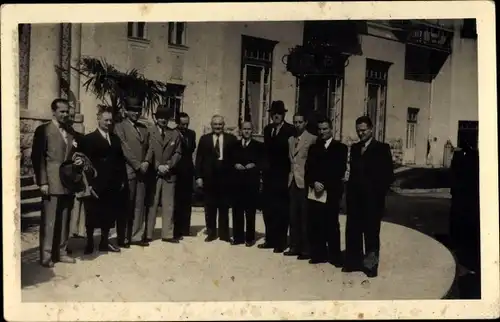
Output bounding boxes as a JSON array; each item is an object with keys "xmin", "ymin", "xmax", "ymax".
[
  {"xmin": 52, "ymin": 119, "xmax": 68, "ymax": 144},
  {"xmin": 213, "ymin": 133, "xmax": 223, "ymax": 160},
  {"xmin": 324, "ymin": 137, "xmax": 333, "ymax": 149},
  {"xmin": 98, "ymin": 127, "xmax": 111, "ymax": 145}
]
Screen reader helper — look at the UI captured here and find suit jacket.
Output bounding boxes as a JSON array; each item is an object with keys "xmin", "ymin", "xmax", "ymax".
[
  {"xmin": 78, "ymin": 130, "xmax": 128, "ymax": 197},
  {"xmin": 195, "ymin": 132, "xmax": 238, "ymax": 187},
  {"xmin": 175, "ymin": 128, "xmax": 196, "ymax": 176},
  {"xmin": 113, "ymin": 119, "xmax": 151, "ymax": 180},
  {"xmin": 288, "ymin": 130, "xmax": 317, "ymax": 189},
  {"xmin": 347, "ymin": 139, "xmax": 394, "ymax": 200},
  {"xmin": 305, "ymin": 138, "xmax": 348, "ymax": 202},
  {"xmin": 145, "ymin": 126, "xmax": 182, "ymax": 182},
  {"xmin": 31, "ymin": 121, "xmax": 77, "ymax": 195},
  {"xmin": 263, "ymin": 121, "xmax": 295, "ymax": 185},
  {"xmin": 229, "ymin": 138, "xmax": 264, "ymax": 193}
]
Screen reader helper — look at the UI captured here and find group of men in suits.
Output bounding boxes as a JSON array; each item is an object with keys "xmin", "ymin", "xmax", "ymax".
[
  {"xmin": 31, "ymin": 98, "xmax": 197, "ymax": 267},
  {"xmin": 253, "ymin": 101, "xmax": 394, "ymax": 278},
  {"xmin": 31, "ymin": 97, "xmax": 393, "ymax": 278}
]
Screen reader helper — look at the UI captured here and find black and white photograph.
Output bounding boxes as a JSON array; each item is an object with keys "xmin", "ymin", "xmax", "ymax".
[{"xmin": 2, "ymin": 2, "xmax": 499, "ymax": 320}]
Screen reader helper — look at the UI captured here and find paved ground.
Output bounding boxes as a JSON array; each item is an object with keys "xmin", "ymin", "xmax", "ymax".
[{"xmin": 20, "ymin": 200, "xmax": 456, "ymax": 302}]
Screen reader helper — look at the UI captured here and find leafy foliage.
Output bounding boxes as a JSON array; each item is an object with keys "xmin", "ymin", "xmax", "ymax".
[{"xmin": 57, "ymin": 56, "xmax": 167, "ymax": 118}]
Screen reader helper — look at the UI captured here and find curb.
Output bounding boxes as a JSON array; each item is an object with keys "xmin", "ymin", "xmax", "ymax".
[{"xmin": 391, "ymin": 187, "xmax": 451, "ymax": 197}]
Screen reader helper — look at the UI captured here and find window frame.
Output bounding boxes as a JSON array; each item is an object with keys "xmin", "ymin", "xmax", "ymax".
[
  {"xmin": 161, "ymin": 83, "xmax": 186, "ymax": 121},
  {"xmin": 168, "ymin": 22, "xmax": 188, "ymax": 47},
  {"xmin": 238, "ymin": 35, "xmax": 278, "ymax": 135},
  {"xmin": 127, "ymin": 22, "xmax": 148, "ymax": 40}
]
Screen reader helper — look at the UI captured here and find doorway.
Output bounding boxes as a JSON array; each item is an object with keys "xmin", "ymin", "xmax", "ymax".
[
  {"xmin": 457, "ymin": 120, "xmax": 479, "ymax": 149},
  {"xmin": 404, "ymin": 107, "xmax": 419, "ymax": 164},
  {"xmin": 298, "ymin": 75, "xmax": 344, "ymax": 139}
]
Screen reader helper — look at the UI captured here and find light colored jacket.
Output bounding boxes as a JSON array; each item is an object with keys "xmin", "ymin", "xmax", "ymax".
[
  {"xmin": 114, "ymin": 119, "xmax": 151, "ymax": 180},
  {"xmin": 288, "ymin": 130, "xmax": 317, "ymax": 189},
  {"xmin": 31, "ymin": 121, "xmax": 76, "ymax": 195},
  {"xmin": 146, "ymin": 126, "xmax": 182, "ymax": 182}
]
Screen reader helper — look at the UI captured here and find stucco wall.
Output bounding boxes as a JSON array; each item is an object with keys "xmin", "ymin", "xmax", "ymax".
[{"xmin": 77, "ymin": 22, "xmax": 302, "ymax": 138}]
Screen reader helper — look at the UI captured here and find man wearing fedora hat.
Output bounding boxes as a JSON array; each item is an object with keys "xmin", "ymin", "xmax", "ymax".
[
  {"xmin": 144, "ymin": 105, "xmax": 182, "ymax": 243},
  {"xmin": 260, "ymin": 100, "xmax": 295, "ymax": 253},
  {"xmin": 113, "ymin": 96, "xmax": 151, "ymax": 248}
]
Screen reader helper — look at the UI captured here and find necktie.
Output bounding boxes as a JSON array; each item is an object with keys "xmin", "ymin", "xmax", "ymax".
[
  {"xmin": 105, "ymin": 133, "xmax": 111, "ymax": 145},
  {"xmin": 215, "ymin": 135, "xmax": 221, "ymax": 159},
  {"xmin": 294, "ymin": 137, "xmax": 300, "ymax": 150},
  {"xmin": 361, "ymin": 144, "xmax": 367, "ymax": 155},
  {"xmin": 161, "ymin": 130, "xmax": 165, "ymax": 141}
]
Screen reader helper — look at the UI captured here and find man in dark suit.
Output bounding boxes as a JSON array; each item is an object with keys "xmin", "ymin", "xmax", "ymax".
[
  {"xmin": 195, "ymin": 115, "xmax": 238, "ymax": 242},
  {"xmin": 259, "ymin": 100, "xmax": 295, "ymax": 253},
  {"xmin": 173, "ymin": 112, "xmax": 197, "ymax": 238},
  {"xmin": 229, "ymin": 121, "xmax": 264, "ymax": 247},
  {"xmin": 78, "ymin": 105, "xmax": 128, "ymax": 254},
  {"xmin": 114, "ymin": 97, "xmax": 151, "ymax": 248},
  {"xmin": 305, "ymin": 116, "xmax": 347, "ymax": 266},
  {"xmin": 344, "ymin": 115, "xmax": 394, "ymax": 278},
  {"xmin": 145, "ymin": 106, "xmax": 182, "ymax": 243},
  {"xmin": 31, "ymin": 98, "xmax": 78, "ymax": 268}
]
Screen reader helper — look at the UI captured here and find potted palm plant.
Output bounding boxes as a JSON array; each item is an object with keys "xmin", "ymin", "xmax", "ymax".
[{"xmin": 57, "ymin": 56, "xmax": 167, "ymax": 121}]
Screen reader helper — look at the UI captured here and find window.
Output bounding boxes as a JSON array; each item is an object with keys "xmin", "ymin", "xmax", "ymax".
[
  {"xmin": 168, "ymin": 22, "xmax": 187, "ymax": 46},
  {"xmin": 406, "ymin": 108, "xmax": 419, "ymax": 149},
  {"xmin": 365, "ymin": 59, "xmax": 391, "ymax": 142},
  {"xmin": 162, "ymin": 83, "xmax": 185, "ymax": 120},
  {"xmin": 239, "ymin": 35, "xmax": 278, "ymax": 134},
  {"xmin": 127, "ymin": 22, "xmax": 147, "ymax": 39}
]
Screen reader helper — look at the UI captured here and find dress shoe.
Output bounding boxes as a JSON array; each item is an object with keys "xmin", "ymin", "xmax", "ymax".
[
  {"xmin": 297, "ymin": 254, "xmax": 311, "ymax": 260},
  {"xmin": 118, "ymin": 242, "xmax": 130, "ymax": 249},
  {"xmin": 341, "ymin": 265, "xmax": 364, "ymax": 273},
  {"xmin": 328, "ymin": 257, "xmax": 344, "ymax": 268},
  {"xmin": 162, "ymin": 238, "xmax": 180, "ymax": 244},
  {"xmin": 205, "ymin": 236, "xmax": 217, "ymax": 242},
  {"xmin": 58, "ymin": 255, "xmax": 76, "ymax": 264},
  {"xmin": 273, "ymin": 247, "xmax": 285, "ymax": 253},
  {"xmin": 144, "ymin": 238, "xmax": 153, "ymax": 243},
  {"xmin": 283, "ymin": 249, "xmax": 300, "ymax": 256},
  {"xmin": 231, "ymin": 240, "xmax": 244, "ymax": 246},
  {"xmin": 40, "ymin": 259, "xmax": 54, "ymax": 268},
  {"xmin": 245, "ymin": 241, "xmax": 256, "ymax": 247},
  {"xmin": 130, "ymin": 240, "xmax": 150, "ymax": 247},
  {"xmin": 363, "ymin": 267, "xmax": 378, "ymax": 278},
  {"xmin": 308, "ymin": 258, "xmax": 328, "ymax": 264},
  {"xmin": 99, "ymin": 243, "xmax": 121, "ymax": 253},
  {"xmin": 178, "ymin": 236, "xmax": 184, "ymax": 240},
  {"xmin": 84, "ymin": 244, "xmax": 94, "ymax": 255},
  {"xmin": 219, "ymin": 237, "xmax": 231, "ymax": 243},
  {"xmin": 257, "ymin": 242, "xmax": 273, "ymax": 249}
]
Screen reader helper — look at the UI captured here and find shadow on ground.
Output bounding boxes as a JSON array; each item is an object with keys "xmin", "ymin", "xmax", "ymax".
[
  {"xmin": 393, "ymin": 167, "xmax": 451, "ymax": 189},
  {"xmin": 150, "ymin": 225, "xmax": 265, "ymax": 242}
]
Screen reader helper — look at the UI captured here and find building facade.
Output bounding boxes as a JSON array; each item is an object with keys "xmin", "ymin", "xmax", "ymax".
[
  {"xmin": 18, "ymin": 21, "xmax": 303, "ymax": 177},
  {"xmin": 288, "ymin": 19, "xmax": 478, "ymax": 167},
  {"xmin": 18, "ymin": 19, "xmax": 478, "ymax": 178}
]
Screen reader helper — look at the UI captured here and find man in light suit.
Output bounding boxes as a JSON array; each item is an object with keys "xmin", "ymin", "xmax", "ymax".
[
  {"xmin": 114, "ymin": 96, "xmax": 151, "ymax": 248},
  {"xmin": 31, "ymin": 98, "xmax": 77, "ymax": 268},
  {"xmin": 145, "ymin": 106, "xmax": 183, "ymax": 243},
  {"xmin": 284, "ymin": 113, "xmax": 316, "ymax": 260},
  {"xmin": 195, "ymin": 115, "xmax": 238, "ymax": 242}
]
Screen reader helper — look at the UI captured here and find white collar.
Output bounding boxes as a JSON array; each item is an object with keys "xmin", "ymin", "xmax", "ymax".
[
  {"xmin": 364, "ymin": 137, "xmax": 373, "ymax": 148},
  {"xmin": 324, "ymin": 137, "xmax": 333, "ymax": 147},
  {"xmin": 97, "ymin": 127, "xmax": 109, "ymax": 139}
]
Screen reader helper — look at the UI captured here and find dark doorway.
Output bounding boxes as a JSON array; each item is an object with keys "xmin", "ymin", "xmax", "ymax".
[
  {"xmin": 457, "ymin": 120, "xmax": 478, "ymax": 149},
  {"xmin": 297, "ymin": 75, "xmax": 344, "ymax": 138}
]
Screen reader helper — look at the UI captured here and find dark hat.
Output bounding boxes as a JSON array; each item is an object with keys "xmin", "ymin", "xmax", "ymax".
[
  {"xmin": 124, "ymin": 96, "xmax": 143, "ymax": 112},
  {"xmin": 268, "ymin": 100, "xmax": 287, "ymax": 114},
  {"xmin": 154, "ymin": 105, "xmax": 174, "ymax": 119},
  {"xmin": 60, "ymin": 160, "xmax": 86, "ymax": 194}
]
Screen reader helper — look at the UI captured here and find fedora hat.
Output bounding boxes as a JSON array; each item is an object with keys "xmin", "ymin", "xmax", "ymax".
[
  {"xmin": 124, "ymin": 96, "xmax": 143, "ymax": 112},
  {"xmin": 154, "ymin": 105, "xmax": 174, "ymax": 119},
  {"xmin": 60, "ymin": 160, "xmax": 86, "ymax": 194},
  {"xmin": 268, "ymin": 100, "xmax": 287, "ymax": 114}
]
